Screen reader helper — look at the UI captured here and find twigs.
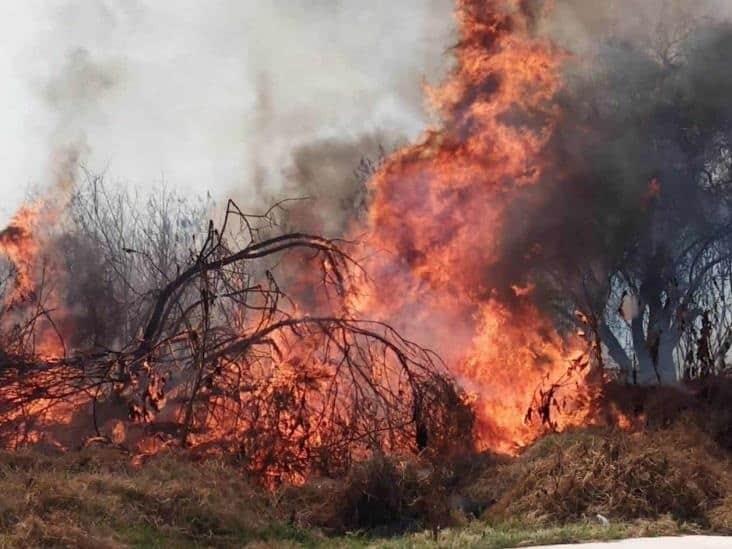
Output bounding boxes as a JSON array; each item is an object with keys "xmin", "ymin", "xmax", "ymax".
[{"xmin": 0, "ymin": 195, "xmax": 470, "ymax": 483}]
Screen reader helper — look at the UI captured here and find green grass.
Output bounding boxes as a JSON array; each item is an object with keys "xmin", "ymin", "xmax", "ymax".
[
  {"xmin": 288, "ymin": 517, "xmax": 688, "ymax": 549},
  {"xmin": 347, "ymin": 521, "xmax": 684, "ymax": 548}
]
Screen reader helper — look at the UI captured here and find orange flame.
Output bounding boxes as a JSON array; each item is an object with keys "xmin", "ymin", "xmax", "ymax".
[
  {"xmin": 350, "ymin": 0, "xmax": 599, "ymax": 453},
  {"xmin": 0, "ymin": 204, "xmax": 42, "ymax": 304},
  {"xmin": 0, "ymin": 199, "xmax": 68, "ymax": 359},
  {"xmin": 0, "ymin": 1, "xmax": 608, "ymax": 460}
]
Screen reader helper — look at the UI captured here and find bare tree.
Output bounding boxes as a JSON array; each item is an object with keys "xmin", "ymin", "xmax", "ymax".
[
  {"xmin": 0, "ymin": 186, "xmax": 471, "ymax": 482},
  {"xmin": 500, "ymin": 11, "xmax": 732, "ymax": 386}
]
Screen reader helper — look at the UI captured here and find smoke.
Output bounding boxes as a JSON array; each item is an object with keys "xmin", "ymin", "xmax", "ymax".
[
  {"xmin": 277, "ymin": 133, "xmax": 396, "ymax": 236},
  {"xmin": 5, "ymin": 0, "xmax": 731, "ymax": 453},
  {"xmin": 0, "ymin": 0, "xmax": 455, "ymax": 226},
  {"xmin": 480, "ymin": 0, "xmax": 732, "ymax": 315},
  {"xmin": 323, "ymin": 0, "xmax": 732, "ymax": 447},
  {"xmin": 543, "ymin": 0, "xmax": 732, "ymax": 53}
]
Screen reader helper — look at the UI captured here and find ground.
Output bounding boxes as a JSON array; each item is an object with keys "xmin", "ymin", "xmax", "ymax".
[
  {"xmin": 0, "ymin": 422, "xmax": 729, "ymax": 548},
  {"xmin": 2, "ymin": 382, "xmax": 731, "ymax": 547}
]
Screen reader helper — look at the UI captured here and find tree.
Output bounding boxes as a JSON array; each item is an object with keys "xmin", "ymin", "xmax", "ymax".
[{"xmin": 501, "ymin": 13, "xmax": 732, "ymax": 385}]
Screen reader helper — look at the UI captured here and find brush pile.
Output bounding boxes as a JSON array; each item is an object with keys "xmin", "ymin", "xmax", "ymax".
[{"xmin": 0, "ymin": 180, "xmax": 472, "ymax": 484}]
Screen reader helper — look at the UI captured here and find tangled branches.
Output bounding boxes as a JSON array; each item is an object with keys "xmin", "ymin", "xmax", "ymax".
[{"xmin": 0, "ymin": 195, "xmax": 472, "ymax": 482}]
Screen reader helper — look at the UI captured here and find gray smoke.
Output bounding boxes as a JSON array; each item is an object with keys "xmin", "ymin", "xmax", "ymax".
[
  {"xmin": 277, "ymin": 132, "xmax": 400, "ymax": 237},
  {"xmin": 489, "ymin": 1, "xmax": 732, "ymax": 329}
]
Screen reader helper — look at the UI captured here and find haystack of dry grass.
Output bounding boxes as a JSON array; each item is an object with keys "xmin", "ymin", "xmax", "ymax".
[{"xmin": 484, "ymin": 423, "xmax": 730, "ymax": 526}]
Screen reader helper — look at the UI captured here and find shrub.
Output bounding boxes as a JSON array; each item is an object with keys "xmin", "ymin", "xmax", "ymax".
[{"xmin": 280, "ymin": 454, "xmax": 456, "ymax": 535}]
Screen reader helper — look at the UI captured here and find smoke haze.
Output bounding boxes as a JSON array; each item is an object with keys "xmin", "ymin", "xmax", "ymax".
[{"xmin": 0, "ymin": 0, "xmax": 454, "ymax": 225}]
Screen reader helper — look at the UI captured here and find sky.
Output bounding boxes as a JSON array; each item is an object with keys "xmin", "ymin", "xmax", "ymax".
[{"xmin": 0, "ymin": 0, "xmax": 454, "ymax": 226}]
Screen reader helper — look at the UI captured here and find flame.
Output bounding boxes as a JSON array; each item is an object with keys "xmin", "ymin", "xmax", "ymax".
[
  {"xmin": 0, "ymin": 0, "xmax": 608, "ymax": 461},
  {"xmin": 350, "ymin": 0, "xmax": 599, "ymax": 453},
  {"xmin": 0, "ymin": 200, "xmax": 68, "ymax": 359},
  {"xmin": 0, "ymin": 204, "xmax": 42, "ymax": 304}
]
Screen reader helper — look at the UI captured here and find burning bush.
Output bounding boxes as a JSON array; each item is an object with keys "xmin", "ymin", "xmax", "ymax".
[
  {"xmin": 3, "ymin": 0, "xmax": 732, "ymax": 500},
  {"xmin": 0, "ymin": 176, "xmax": 472, "ymax": 483}
]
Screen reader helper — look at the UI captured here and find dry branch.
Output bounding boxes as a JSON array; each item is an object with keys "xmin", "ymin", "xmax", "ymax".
[{"xmin": 0, "ymin": 196, "xmax": 472, "ymax": 482}]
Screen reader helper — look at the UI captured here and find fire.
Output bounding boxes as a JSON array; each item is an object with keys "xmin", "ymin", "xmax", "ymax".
[
  {"xmin": 0, "ymin": 199, "xmax": 67, "ymax": 359},
  {"xmin": 0, "ymin": 199, "xmax": 74, "ymax": 449},
  {"xmin": 0, "ymin": 204, "xmax": 42, "ymax": 304},
  {"xmin": 0, "ymin": 0, "xmax": 607, "ymax": 463},
  {"xmin": 350, "ymin": 0, "xmax": 599, "ymax": 453}
]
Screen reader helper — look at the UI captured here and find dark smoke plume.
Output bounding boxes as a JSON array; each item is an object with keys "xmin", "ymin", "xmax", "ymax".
[{"xmin": 493, "ymin": 1, "xmax": 732, "ymax": 382}]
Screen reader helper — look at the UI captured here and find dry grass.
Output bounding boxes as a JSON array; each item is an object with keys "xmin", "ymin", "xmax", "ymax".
[
  {"xmin": 280, "ymin": 416, "xmax": 732, "ymax": 538},
  {"xmin": 278, "ymin": 454, "xmax": 456, "ymax": 536},
  {"xmin": 0, "ymin": 448, "xmax": 313, "ymax": 548},
  {"xmin": 0, "ymin": 388, "xmax": 730, "ymax": 547},
  {"xmin": 709, "ymin": 494, "xmax": 732, "ymax": 534},
  {"xmin": 604, "ymin": 378, "xmax": 732, "ymax": 451},
  {"xmin": 484, "ymin": 422, "xmax": 730, "ymax": 525}
]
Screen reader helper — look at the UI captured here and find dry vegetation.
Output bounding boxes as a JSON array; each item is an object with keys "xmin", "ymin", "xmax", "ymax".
[
  {"xmin": 4, "ymin": 4, "xmax": 732, "ymax": 548},
  {"xmin": 1, "ymin": 179, "xmax": 731, "ymax": 547},
  {"xmin": 0, "ymin": 449, "xmax": 300, "ymax": 548},
  {"xmin": 0, "ymin": 380, "xmax": 729, "ymax": 548},
  {"xmin": 0, "ymin": 178, "xmax": 473, "ymax": 484},
  {"xmin": 485, "ymin": 425, "xmax": 728, "ymax": 525}
]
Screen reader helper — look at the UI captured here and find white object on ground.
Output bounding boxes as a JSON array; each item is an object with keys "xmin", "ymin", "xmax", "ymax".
[
  {"xmin": 595, "ymin": 514, "xmax": 610, "ymax": 527},
  {"xmin": 528, "ymin": 536, "xmax": 731, "ymax": 548}
]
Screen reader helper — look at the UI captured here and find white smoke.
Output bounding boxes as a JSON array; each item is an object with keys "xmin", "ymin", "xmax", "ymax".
[{"xmin": 0, "ymin": 0, "xmax": 454, "ymax": 225}]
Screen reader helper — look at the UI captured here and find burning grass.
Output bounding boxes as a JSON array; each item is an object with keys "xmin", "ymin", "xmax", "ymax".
[
  {"xmin": 279, "ymin": 383, "xmax": 732, "ymax": 539},
  {"xmin": 2, "ymin": 2, "xmax": 732, "ymax": 545},
  {"xmin": 475, "ymin": 380, "xmax": 732, "ymax": 530}
]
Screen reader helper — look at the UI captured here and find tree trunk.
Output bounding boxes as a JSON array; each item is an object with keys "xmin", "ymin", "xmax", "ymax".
[
  {"xmin": 598, "ymin": 322, "xmax": 632, "ymax": 371},
  {"xmin": 631, "ymin": 315, "xmax": 658, "ymax": 384},
  {"xmin": 656, "ymin": 329, "xmax": 679, "ymax": 384}
]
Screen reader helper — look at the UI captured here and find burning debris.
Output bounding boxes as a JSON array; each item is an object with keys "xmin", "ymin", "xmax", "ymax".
[
  {"xmin": 2, "ymin": 0, "xmax": 732, "ymax": 483},
  {"xmin": 0, "ymin": 182, "xmax": 472, "ymax": 483}
]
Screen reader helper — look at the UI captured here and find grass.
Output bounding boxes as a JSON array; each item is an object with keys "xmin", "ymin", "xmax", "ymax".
[
  {"xmin": 339, "ymin": 519, "xmax": 687, "ymax": 548},
  {"xmin": 484, "ymin": 423, "xmax": 730, "ymax": 525},
  {"xmin": 0, "ymin": 448, "xmax": 319, "ymax": 548},
  {"xmin": 0, "ymin": 417, "xmax": 729, "ymax": 548}
]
